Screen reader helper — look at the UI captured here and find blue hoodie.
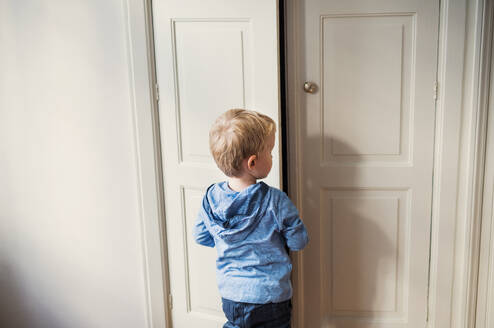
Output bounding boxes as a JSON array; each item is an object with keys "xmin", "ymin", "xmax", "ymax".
[{"xmin": 193, "ymin": 181, "xmax": 309, "ymax": 304}]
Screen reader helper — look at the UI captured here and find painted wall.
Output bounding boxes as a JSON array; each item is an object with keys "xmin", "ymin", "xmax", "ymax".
[{"xmin": 0, "ymin": 1, "xmax": 150, "ymax": 327}]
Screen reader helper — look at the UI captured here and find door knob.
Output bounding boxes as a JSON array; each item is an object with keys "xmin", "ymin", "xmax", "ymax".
[{"xmin": 303, "ymin": 81, "xmax": 317, "ymax": 93}]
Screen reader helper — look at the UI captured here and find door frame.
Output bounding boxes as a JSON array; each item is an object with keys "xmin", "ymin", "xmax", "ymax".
[
  {"xmin": 123, "ymin": 0, "xmax": 171, "ymax": 327},
  {"xmin": 473, "ymin": 0, "xmax": 494, "ymax": 326},
  {"xmin": 284, "ymin": 0, "xmax": 491, "ymax": 327},
  {"xmin": 124, "ymin": 0, "xmax": 492, "ymax": 327}
]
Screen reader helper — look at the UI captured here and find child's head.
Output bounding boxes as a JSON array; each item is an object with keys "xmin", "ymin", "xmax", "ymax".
[{"xmin": 209, "ymin": 109, "xmax": 276, "ymax": 178}]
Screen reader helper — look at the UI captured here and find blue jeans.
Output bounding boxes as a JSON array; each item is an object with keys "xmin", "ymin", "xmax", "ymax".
[{"xmin": 221, "ymin": 298, "xmax": 292, "ymax": 328}]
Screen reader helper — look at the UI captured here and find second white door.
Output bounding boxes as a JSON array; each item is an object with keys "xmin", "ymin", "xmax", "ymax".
[{"xmin": 288, "ymin": 0, "xmax": 440, "ymax": 327}]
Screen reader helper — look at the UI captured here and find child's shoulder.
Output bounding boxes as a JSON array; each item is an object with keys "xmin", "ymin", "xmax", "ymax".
[
  {"xmin": 262, "ymin": 182, "xmax": 283, "ymax": 194},
  {"xmin": 259, "ymin": 182, "xmax": 292, "ymax": 204}
]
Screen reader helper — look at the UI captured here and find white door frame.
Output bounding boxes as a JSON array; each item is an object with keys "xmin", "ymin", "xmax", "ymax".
[
  {"xmin": 473, "ymin": 0, "xmax": 494, "ymax": 326},
  {"xmin": 124, "ymin": 0, "xmax": 492, "ymax": 327},
  {"xmin": 441, "ymin": 0, "xmax": 492, "ymax": 326},
  {"xmin": 285, "ymin": 0, "xmax": 491, "ymax": 327},
  {"xmin": 122, "ymin": 0, "xmax": 171, "ymax": 327}
]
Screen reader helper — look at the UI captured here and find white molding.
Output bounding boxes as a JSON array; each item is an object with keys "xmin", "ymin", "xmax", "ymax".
[
  {"xmin": 123, "ymin": 0, "xmax": 171, "ymax": 327},
  {"xmin": 427, "ymin": 0, "xmax": 469, "ymax": 326},
  {"xmin": 465, "ymin": 0, "xmax": 493, "ymax": 326},
  {"xmin": 415, "ymin": 0, "xmax": 491, "ymax": 326},
  {"xmin": 474, "ymin": 0, "xmax": 494, "ymax": 326},
  {"xmin": 447, "ymin": 0, "xmax": 489, "ymax": 327}
]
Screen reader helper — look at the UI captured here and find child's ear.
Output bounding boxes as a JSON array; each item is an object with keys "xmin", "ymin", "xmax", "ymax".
[{"xmin": 247, "ymin": 155, "xmax": 257, "ymax": 170}]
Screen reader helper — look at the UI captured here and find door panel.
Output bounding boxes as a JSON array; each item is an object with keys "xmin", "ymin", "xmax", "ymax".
[
  {"xmin": 322, "ymin": 14, "xmax": 413, "ymax": 163},
  {"xmin": 153, "ymin": 1, "xmax": 281, "ymax": 327},
  {"xmin": 291, "ymin": 0, "xmax": 439, "ymax": 327}
]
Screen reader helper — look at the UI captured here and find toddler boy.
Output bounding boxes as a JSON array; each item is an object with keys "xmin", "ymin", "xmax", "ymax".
[{"xmin": 193, "ymin": 109, "xmax": 309, "ymax": 328}]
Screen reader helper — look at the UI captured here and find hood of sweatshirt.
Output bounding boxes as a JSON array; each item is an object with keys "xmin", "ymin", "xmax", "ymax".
[{"xmin": 202, "ymin": 181, "xmax": 271, "ymax": 243}]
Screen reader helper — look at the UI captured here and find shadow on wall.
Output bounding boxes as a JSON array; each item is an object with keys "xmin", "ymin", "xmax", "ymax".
[
  {"xmin": 0, "ymin": 264, "xmax": 63, "ymax": 328},
  {"xmin": 1, "ymin": 0, "xmax": 144, "ymax": 327}
]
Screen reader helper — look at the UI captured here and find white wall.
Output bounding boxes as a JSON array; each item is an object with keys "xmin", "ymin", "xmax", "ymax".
[{"xmin": 0, "ymin": 1, "xmax": 151, "ymax": 327}]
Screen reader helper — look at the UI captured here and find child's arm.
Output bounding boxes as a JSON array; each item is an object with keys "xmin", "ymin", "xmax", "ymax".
[
  {"xmin": 193, "ymin": 195, "xmax": 215, "ymax": 247},
  {"xmin": 278, "ymin": 192, "xmax": 309, "ymax": 251}
]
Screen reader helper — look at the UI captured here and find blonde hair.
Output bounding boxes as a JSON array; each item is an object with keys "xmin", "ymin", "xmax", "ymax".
[{"xmin": 209, "ymin": 109, "xmax": 276, "ymax": 177}]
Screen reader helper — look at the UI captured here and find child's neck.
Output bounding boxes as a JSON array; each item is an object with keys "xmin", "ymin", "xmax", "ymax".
[{"xmin": 228, "ymin": 175, "xmax": 257, "ymax": 192}]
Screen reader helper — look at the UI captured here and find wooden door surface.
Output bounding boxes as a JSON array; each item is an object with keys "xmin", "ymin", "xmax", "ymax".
[
  {"xmin": 153, "ymin": 1, "xmax": 281, "ymax": 326},
  {"xmin": 289, "ymin": 0, "xmax": 440, "ymax": 327}
]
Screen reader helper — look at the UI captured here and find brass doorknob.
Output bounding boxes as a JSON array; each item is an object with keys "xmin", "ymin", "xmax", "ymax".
[{"xmin": 303, "ymin": 81, "xmax": 317, "ymax": 93}]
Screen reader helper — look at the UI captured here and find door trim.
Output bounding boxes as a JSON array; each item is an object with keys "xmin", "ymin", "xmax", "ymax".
[
  {"xmin": 433, "ymin": 0, "xmax": 492, "ymax": 327},
  {"xmin": 285, "ymin": 0, "xmax": 490, "ymax": 327},
  {"xmin": 475, "ymin": 5, "xmax": 494, "ymax": 322},
  {"xmin": 124, "ymin": 0, "xmax": 171, "ymax": 327},
  {"xmin": 467, "ymin": 0, "xmax": 494, "ymax": 326}
]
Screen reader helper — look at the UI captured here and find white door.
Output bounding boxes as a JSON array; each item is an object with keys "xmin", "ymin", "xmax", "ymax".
[
  {"xmin": 289, "ymin": 0, "xmax": 439, "ymax": 327},
  {"xmin": 152, "ymin": 1, "xmax": 281, "ymax": 327}
]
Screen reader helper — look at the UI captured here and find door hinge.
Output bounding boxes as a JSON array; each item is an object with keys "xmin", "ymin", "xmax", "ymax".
[
  {"xmin": 168, "ymin": 294, "xmax": 173, "ymax": 309},
  {"xmin": 155, "ymin": 83, "xmax": 160, "ymax": 102},
  {"xmin": 433, "ymin": 81, "xmax": 438, "ymax": 100}
]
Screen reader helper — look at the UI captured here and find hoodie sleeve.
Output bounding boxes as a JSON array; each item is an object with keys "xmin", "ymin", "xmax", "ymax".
[
  {"xmin": 277, "ymin": 192, "xmax": 309, "ymax": 251},
  {"xmin": 193, "ymin": 193, "xmax": 215, "ymax": 248}
]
